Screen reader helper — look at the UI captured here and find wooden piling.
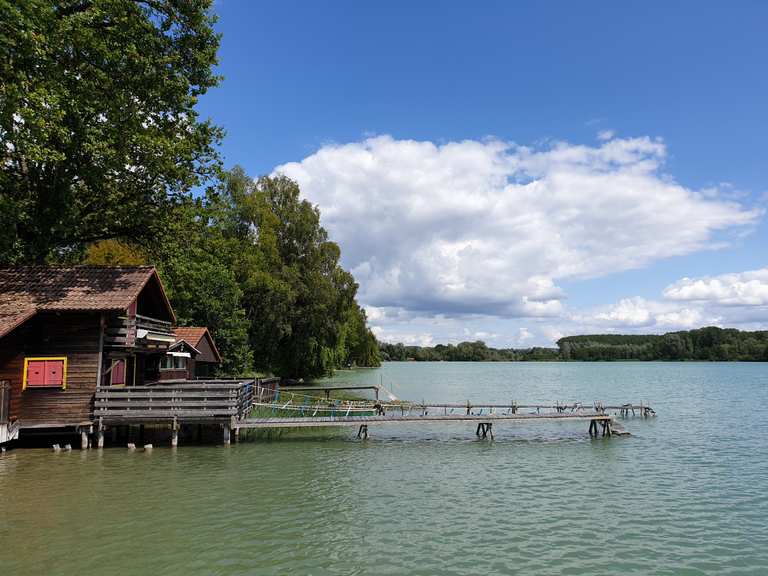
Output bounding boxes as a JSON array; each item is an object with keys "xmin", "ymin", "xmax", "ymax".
[
  {"xmin": 80, "ymin": 430, "xmax": 89, "ymax": 450},
  {"xmin": 96, "ymin": 418, "xmax": 104, "ymax": 449},
  {"xmin": 222, "ymin": 424, "xmax": 231, "ymax": 445}
]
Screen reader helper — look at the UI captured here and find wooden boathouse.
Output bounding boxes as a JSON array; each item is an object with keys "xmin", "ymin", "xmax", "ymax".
[{"xmin": 0, "ymin": 266, "xmax": 189, "ymax": 443}]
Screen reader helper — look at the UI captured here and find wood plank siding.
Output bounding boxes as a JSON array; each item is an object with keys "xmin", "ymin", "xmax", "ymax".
[{"xmin": 0, "ymin": 312, "xmax": 101, "ymax": 427}]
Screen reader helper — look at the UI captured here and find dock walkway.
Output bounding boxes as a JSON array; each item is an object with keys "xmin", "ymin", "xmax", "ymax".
[{"xmin": 91, "ymin": 380, "xmax": 653, "ymax": 445}]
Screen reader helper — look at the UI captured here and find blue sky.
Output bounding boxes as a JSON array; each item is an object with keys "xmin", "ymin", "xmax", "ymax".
[{"xmin": 198, "ymin": 1, "xmax": 768, "ymax": 346}]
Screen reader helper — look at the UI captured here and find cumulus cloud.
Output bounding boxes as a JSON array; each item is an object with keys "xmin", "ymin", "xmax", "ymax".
[
  {"xmin": 663, "ymin": 267, "xmax": 768, "ymax": 306},
  {"xmin": 276, "ymin": 135, "xmax": 759, "ymax": 323},
  {"xmin": 575, "ymin": 297, "xmax": 710, "ymax": 330}
]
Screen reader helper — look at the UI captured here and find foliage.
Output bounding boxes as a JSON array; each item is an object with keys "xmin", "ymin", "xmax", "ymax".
[
  {"xmin": 557, "ymin": 327, "xmax": 768, "ymax": 361},
  {"xmin": 84, "ymin": 239, "xmax": 146, "ymax": 265},
  {"xmin": 213, "ymin": 168, "xmax": 380, "ymax": 377},
  {"xmin": 140, "ymin": 167, "xmax": 380, "ymax": 378},
  {"xmin": 379, "ymin": 340, "xmax": 560, "ymax": 362},
  {"xmin": 0, "ymin": 0, "xmax": 222, "ymax": 264}
]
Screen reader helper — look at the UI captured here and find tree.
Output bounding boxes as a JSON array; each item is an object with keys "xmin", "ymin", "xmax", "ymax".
[
  {"xmin": 84, "ymin": 239, "xmax": 146, "ymax": 265},
  {"xmin": 140, "ymin": 196, "xmax": 253, "ymax": 376},
  {"xmin": 0, "ymin": 0, "xmax": 222, "ymax": 264}
]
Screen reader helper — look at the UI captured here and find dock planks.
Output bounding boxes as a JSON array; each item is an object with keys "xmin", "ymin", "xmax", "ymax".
[{"xmin": 235, "ymin": 411, "xmax": 613, "ymax": 429}]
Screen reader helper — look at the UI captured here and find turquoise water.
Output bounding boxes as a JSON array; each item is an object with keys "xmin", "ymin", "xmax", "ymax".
[{"xmin": 1, "ymin": 362, "xmax": 767, "ymax": 575}]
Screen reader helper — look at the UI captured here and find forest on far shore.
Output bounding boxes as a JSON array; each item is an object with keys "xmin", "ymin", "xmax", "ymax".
[{"xmin": 380, "ymin": 326, "xmax": 768, "ymax": 362}]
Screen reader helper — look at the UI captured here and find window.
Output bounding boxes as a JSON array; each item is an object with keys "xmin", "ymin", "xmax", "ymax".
[
  {"xmin": 160, "ymin": 355, "xmax": 187, "ymax": 370},
  {"xmin": 23, "ymin": 357, "xmax": 67, "ymax": 390}
]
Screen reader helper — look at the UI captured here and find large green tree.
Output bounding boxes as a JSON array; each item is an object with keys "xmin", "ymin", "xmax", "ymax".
[
  {"xmin": 0, "ymin": 0, "xmax": 222, "ymax": 263},
  {"xmin": 217, "ymin": 168, "xmax": 380, "ymax": 377}
]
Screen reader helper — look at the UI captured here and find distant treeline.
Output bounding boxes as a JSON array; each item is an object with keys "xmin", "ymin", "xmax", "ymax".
[
  {"xmin": 558, "ymin": 327, "xmax": 768, "ymax": 361},
  {"xmin": 379, "ymin": 340, "xmax": 560, "ymax": 362},
  {"xmin": 380, "ymin": 327, "xmax": 768, "ymax": 362}
]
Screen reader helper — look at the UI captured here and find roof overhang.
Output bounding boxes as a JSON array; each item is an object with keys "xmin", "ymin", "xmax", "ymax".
[
  {"xmin": 0, "ymin": 308, "xmax": 38, "ymax": 340},
  {"xmin": 137, "ymin": 329, "xmax": 176, "ymax": 343},
  {"xmin": 168, "ymin": 351, "xmax": 191, "ymax": 358}
]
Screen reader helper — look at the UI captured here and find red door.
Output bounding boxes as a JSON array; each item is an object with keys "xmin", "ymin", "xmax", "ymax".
[{"xmin": 111, "ymin": 359, "xmax": 126, "ymax": 386}]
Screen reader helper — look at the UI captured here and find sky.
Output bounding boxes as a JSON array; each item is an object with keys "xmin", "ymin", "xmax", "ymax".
[{"xmin": 198, "ymin": 1, "xmax": 768, "ymax": 347}]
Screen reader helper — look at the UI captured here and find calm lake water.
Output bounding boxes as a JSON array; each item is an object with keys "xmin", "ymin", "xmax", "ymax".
[{"xmin": 1, "ymin": 362, "xmax": 767, "ymax": 575}]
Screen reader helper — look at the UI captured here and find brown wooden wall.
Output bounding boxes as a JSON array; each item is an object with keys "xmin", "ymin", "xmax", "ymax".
[
  {"xmin": 0, "ymin": 312, "xmax": 101, "ymax": 427},
  {"xmin": 195, "ymin": 334, "xmax": 219, "ymax": 364},
  {"xmin": 157, "ymin": 365, "xmax": 193, "ymax": 381}
]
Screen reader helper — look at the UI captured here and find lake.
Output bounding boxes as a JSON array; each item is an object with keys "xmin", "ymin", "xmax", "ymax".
[{"xmin": 1, "ymin": 362, "xmax": 767, "ymax": 575}]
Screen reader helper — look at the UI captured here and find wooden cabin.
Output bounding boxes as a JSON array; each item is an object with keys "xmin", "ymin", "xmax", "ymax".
[
  {"xmin": 0, "ymin": 266, "xmax": 176, "ymax": 438},
  {"xmin": 158, "ymin": 327, "xmax": 222, "ymax": 381}
]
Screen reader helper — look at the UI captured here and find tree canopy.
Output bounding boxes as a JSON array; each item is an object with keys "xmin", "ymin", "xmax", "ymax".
[{"xmin": 0, "ymin": 0, "xmax": 222, "ymax": 263}]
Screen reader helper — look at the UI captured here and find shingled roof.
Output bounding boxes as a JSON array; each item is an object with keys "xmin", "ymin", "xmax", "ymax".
[
  {"xmin": 0, "ymin": 266, "xmax": 174, "ymax": 339},
  {"xmin": 174, "ymin": 326, "xmax": 222, "ymax": 363}
]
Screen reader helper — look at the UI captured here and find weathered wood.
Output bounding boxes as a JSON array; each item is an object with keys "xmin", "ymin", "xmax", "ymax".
[
  {"xmin": 94, "ymin": 380, "xmax": 255, "ymax": 425},
  {"xmin": 236, "ymin": 412, "xmax": 614, "ymax": 429}
]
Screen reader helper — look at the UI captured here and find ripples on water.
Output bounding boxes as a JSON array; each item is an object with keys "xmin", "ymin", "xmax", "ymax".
[{"xmin": 1, "ymin": 362, "xmax": 767, "ymax": 575}]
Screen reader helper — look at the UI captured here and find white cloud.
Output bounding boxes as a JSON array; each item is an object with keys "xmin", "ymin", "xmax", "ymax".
[
  {"xmin": 276, "ymin": 135, "xmax": 759, "ymax": 324},
  {"xmin": 577, "ymin": 297, "xmax": 711, "ymax": 330},
  {"xmin": 592, "ymin": 297, "xmax": 654, "ymax": 327},
  {"xmin": 597, "ymin": 129, "xmax": 615, "ymax": 141},
  {"xmin": 663, "ymin": 267, "xmax": 768, "ymax": 306}
]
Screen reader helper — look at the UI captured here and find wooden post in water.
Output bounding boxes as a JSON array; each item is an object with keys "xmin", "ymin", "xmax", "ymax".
[
  {"xmin": 171, "ymin": 418, "xmax": 179, "ymax": 448},
  {"xmin": 80, "ymin": 430, "xmax": 89, "ymax": 450},
  {"xmin": 96, "ymin": 419, "xmax": 104, "ymax": 449},
  {"xmin": 222, "ymin": 423, "xmax": 231, "ymax": 445}
]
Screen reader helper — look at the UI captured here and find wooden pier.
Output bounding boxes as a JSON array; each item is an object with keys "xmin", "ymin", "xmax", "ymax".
[
  {"xmin": 87, "ymin": 379, "xmax": 653, "ymax": 446},
  {"xmin": 235, "ymin": 411, "xmax": 618, "ymax": 439}
]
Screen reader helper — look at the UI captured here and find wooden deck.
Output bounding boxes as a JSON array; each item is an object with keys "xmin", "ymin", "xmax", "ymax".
[{"xmin": 236, "ymin": 411, "xmax": 613, "ymax": 429}]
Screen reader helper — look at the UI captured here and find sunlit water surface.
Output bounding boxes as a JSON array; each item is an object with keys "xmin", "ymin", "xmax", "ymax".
[{"xmin": 1, "ymin": 362, "xmax": 767, "ymax": 575}]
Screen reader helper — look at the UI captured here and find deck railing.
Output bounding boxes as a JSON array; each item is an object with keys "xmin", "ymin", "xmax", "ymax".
[
  {"xmin": 104, "ymin": 314, "xmax": 174, "ymax": 348},
  {"xmin": 94, "ymin": 380, "xmax": 257, "ymax": 423}
]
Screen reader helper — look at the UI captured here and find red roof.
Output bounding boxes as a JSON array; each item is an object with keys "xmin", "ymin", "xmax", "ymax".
[
  {"xmin": 0, "ymin": 266, "xmax": 174, "ymax": 339},
  {"xmin": 174, "ymin": 326, "xmax": 222, "ymax": 363}
]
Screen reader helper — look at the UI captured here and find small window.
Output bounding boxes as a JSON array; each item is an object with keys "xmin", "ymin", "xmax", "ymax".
[
  {"xmin": 174, "ymin": 356, "xmax": 187, "ymax": 370},
  {"xmin": 23, "ymin": 357, "xmax": 67, "ymax": 390},
  {"xmin": 160, "ymin": 356, "xmax": 172, "ymax": 370}
]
